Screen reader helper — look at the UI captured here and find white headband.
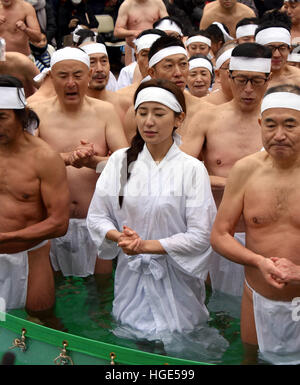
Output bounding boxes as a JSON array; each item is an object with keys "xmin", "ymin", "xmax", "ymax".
[
  {"xmin": 185, "ymin": 36, "xmax": 211, "ymax": 47},
  {"xmin": 50, "ymin": 47, "xmax": 90, "ymax": 69},
  {"xmin": 0, "ymin": 87, "xmax": 26, "ymax": 109},
  {"xmin": 236, "ymin": 24, "xmax": 258, "ymax": 39},
  {"xmin": 148, "ymin": 46, "xmax": 187, "ymax": 68},
  {"xmin": 135, "ymin": 34, "xmax": 162, "ymax": 53},
  {"xmin": 229, "ymin": 56, "xmax": 271, "ymax": 73},
  {"xmin": 33, "ymin": 67, "xmax": 51, "ymax": 83},
  {"xmin": 255, "ymin": 27, "xmax": 291, "ymax": 46},
  {"xmin": 261, "ymin": 92, "xmax": 300, "ymax": 113},
  {"xmin": 81, "ymin": 43, "xmax": 108, "ymax": 56},
  {"xmin": 189, "ymin": 58, "xmax": 213, "ymax": 73},
  {"xmin": 212, "ymin": 22, "xmax": 233, "ymax": 42},
  {"xmin": 134, "ymin": 87, "xmax": 183, "ymax": 112},
  {"xmin": 215, "ymin": 48, "xmax": 234, "ymax": 69},
  {"xmin": 288, "ymin": 53, "xmax": 300, "ymax": 62},
  {"xmin": 156, "ymin": 19, "xmax": 183, "ymax": 36}
]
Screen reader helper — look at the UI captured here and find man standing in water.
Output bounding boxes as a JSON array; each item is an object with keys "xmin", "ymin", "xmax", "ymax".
[
  {"xmin": 211, "ymin": 84, "xmax": 300, "ymax": 365},
  {"xmin": 0, "ymin": 0, "xmax": 42, "ymax": 56},
  {"xmin": 0, "ymin": 75, "xmax": 69, "ymax": 319},
  {"xmin": 30, "ymin": 47, "xmax": 128, "ymax": 279}
]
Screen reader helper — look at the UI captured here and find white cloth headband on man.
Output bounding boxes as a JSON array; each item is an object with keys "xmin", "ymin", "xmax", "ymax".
[
  {"xmin": 135, "ymin": 34, "xmax": 162, "ymax": 53},
  {"xmin": 215, "ymin": 48, "xmax": 234, "ymax": 70},
  {"xmin": 34, "ymin": 47, "xmax": 90, "ymax": 83},
  {"xmin": 255, "ymin": 27, "xmax": 291, "ymax": 46},
  {"xmin": 0, "ymin": 87, "xmax": 26, "ymax": 109},
  {"xmin": 288, "ymin": 53, "xmax": 300, "ymax": 62},
  {"xmin": 261, "ymin": 92, "xmax": 300, "ymax": 113},
  {"xmin": 155, "ymin": 19, "xmax": 183, "ymax": 36},
  {"xmin": 229, "ymin": 56, "xmax": 271, "ymax": 73},
  {"xmin": 189, "ymin": 58, "xmax": 213, "ymax": 73},
  {"xmin": 148, "ymin": 46, "xmax": 187, "ymax": 68},
  {"xmin": 185, "ymin": 36, "xmax": 211, "ymax": 47},
  {"xmin": 81, "ymin": 43, "xmax": 108, "ymax": 56},
  {"xmin": 236, "ymin": 24, "xmax": 258, "ymax": 39},
  {"xmin": 134, "ymin": 87, "xmax": 183, "ymax": 113}
]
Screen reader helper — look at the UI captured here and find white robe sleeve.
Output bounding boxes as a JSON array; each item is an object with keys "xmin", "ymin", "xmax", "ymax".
[
  {"xmin": 158, "ymin": 162, "xmax": 216, "ymax": 279},
  {"xmin": 87, "ymin": 150, "xmax": 125, "ymax": 260}
]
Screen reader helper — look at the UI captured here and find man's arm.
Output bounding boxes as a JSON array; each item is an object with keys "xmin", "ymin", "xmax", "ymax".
[
  {"xmin": 180, "ymin": 111, "xmax": 207, "ymax": 159},
  {"xmin": 157, "ymin": 0, "xmax": 169, "ymax": 18},
  {"xmin": 210, "ymin": 158, "xmax": 285, "ymax": 288},
  {"xmin": 0, "ymin": 147, "xmax": 70, "ymax": 245},
  {"xmin": 17, "ymin": 2, "xmax": 42, "ymax": 43},
  {"xmin": 114, "ymin": 2, "xmax": 140, "ymax": 38},
  {"xmin": 199, "ymin": 5, "xmax": 214, "ymax": 31}
]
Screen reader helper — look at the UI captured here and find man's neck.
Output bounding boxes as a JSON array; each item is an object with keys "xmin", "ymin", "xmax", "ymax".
[{"xmin": 87, "ymin": 87, "xmax": 107, "ymax": 100}]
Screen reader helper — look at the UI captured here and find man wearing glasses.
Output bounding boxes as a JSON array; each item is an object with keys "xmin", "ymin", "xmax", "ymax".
[
  {"xmin": 255, "ymin": 10, "xmax": 300, "ymax": 87},
  {"xmin": 181, "ymin": 43, "xmax": 272, "ymax": 300}
]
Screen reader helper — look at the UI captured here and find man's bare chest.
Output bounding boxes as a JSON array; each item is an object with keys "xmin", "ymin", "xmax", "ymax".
[
  {"xmin": 0, "ymin": 155, "xmax": 39, "ymax": 201},
  {"xmin": 128, "ymin": 6, "xmax": 159, "ymax": 27},
  {"xmin": 244, "ymin": 178, "xmax": 300, "ymax": 228},
  {"xmin": 0, "ymin": 8, "xmax": 26, "ymax": 33},
  {"xmin": 39, "ymin": 112, "xmax": 107, "ymax": 154}
]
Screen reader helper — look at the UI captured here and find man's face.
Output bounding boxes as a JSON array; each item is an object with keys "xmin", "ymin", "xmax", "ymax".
[
  {"xmin": 149, "ymin": 53, "xmax": 188, "ymax": 90},
  {"xmin": 219, "ymin": 0, "xmax": 237, "ymax": 9},
  {"xmin": 266, "ymin": 42, "xmax": 290, "ymax": 71},
  {"xmin": 215, "ymin": 58, "xmax": 232, "ymax": 97},
  {"xmin": 283, "ymin": 1, "xmax": 300, "ymax": 26},
  {"xmin": 88, "ymin": 53, "xmax": 110, "ymax": 91},
  {"xmin": 136, "ymin": 48, "xmax": 150, "ymax": 78},
  {"xmin": 229, "ymin": 69, "xmax": 269, "ymax": 111},
  {"xmin": 0, "ymin": 109, "xmax": 22, "ymax": 145},
  {"xmin": 261, "ymin": 107, "xmax": 300, "ymax": 160},
  {"xmin": 51, "ymin": 60, "xmax": 91, "ymax": 105},
  {"xmin": 0, "ymin": 0, "xmax": 13, "ymax": 7}
]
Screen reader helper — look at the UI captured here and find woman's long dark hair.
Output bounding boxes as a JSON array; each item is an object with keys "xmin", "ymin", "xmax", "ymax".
[{"xmin": 119, "ymin": 78, "xmax": 186, "ymax": 208}]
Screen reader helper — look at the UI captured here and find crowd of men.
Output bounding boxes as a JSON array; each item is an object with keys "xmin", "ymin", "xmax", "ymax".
[{"xmin": 0, "ymin": 0, "xmax": 300, "ymax": 365}]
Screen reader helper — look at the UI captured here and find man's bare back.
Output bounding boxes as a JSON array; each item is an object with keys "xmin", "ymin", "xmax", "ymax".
[
  {"xmin": 0, "ymin": 0, "xmax": 42, "ymax": 56},
  {"xmin": 0, "ymin": 52, "xmax": 39, "ymax": 97},
  {"xmin": 200, "ymin": 0, "xmax": 255, "ymax": 37}
]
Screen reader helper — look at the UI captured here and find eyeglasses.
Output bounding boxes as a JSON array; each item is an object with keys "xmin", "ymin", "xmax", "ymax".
[
  {"xmin": 267, "ymin": 44, "xmax": 290, "ymax": 54},
  {"xmin": 230, "ymin": 75, "xmax": 269, "ymax": 87}
]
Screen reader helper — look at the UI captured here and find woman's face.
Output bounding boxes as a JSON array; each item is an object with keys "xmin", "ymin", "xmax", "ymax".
[
  {"xmin": 136, "ymin": 101, "xmax": 182, "ymax": 146},
  {"xmin": 187, "ymin": 67, "xmax": 212, "ymax": 97}
]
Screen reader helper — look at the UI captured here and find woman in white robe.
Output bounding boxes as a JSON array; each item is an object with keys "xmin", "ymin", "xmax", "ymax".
[{"xmin": 87, "ymin": 79, "xmax": 227, "ymax": 358}]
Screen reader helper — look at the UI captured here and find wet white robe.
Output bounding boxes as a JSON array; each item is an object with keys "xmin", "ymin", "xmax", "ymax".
[{"xmin": 87, "ymin": 143, "xmax": 217, "ymax": 339}]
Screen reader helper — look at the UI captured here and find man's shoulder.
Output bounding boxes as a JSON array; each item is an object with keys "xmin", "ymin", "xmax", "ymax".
[
  {"xmin": 232, "ymin": 150, "xmax": 266, "ymax": 177},
  {"xmin": 86, "ymin": 95, "xmax": 117, "ymax": 115},
  {"xmin": 237, "ymin": 2, "xmax": 256, "ymax": 15},
  {"xmin": 29, "ymin": 96, "xmax": 56, "ymax": 113}
]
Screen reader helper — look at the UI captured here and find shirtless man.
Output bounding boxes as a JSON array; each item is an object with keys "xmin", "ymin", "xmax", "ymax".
[
  {"xmin": 211, "ymin": 84, "xmax": 300, "ymax": 365},
  {"xmin": 283, "ymin": 0, "xmax": 300, "ymax": 42},
  {"xmin": 124, "ymin": 35, "xmax": 213, "ymax": 144},
  {"xmin": 202, "ymin": 41, "xmax": 237, "ymax": 105},
  {"xmin": 114, "ymin": 0, "xmax": 168, "ymax": 64},
  {"xmin": 0, "ymin": 51, "xmax": 39, "ymax": 97},
  {"xmin": 200, "ymin": 0, "xmax": 255, "ymax": 38},
  {"xmin": 0, "ymin": 0, "xmax": 42, "ymax": 56},
  {"xmin": 30, "ymin": 47, "xmax": 128, "ymax": 278},
  {"xmin": 181, "ymin": 43, "xmax": 272, "ymax": 298},
  {"xmin": 255, "ymin": 11, "xmax": 300, "ymax": 87},
  {"xmin": 80, "ymin": 41, "xmax": 126, "ymax": 125},
  {"xmin": 0, "ymin": 74, "xmax": 69, "ymax": 318}
]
